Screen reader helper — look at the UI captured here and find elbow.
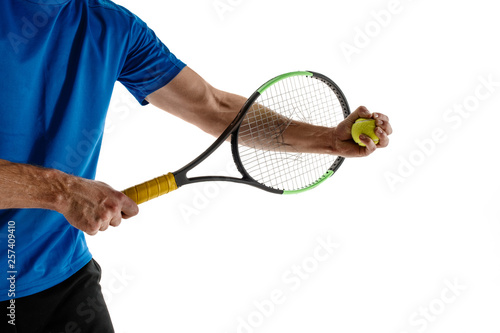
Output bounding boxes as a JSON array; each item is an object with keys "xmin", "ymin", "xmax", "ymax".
[{"xmin": 202, "ymin": 86, "xmax": 232, "ymax": 137}]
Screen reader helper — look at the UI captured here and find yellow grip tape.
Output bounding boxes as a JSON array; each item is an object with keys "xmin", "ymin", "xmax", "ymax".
[{"xmin": 122, "ymin": 173, "xmax": 178, "ymax": 205}]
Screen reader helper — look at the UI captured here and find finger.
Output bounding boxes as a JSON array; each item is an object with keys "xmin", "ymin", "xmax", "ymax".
[
  {"xmin": 373, "ymin": 112, "xmax": 388, "ymax": 122},
  {"xmin": 109, "ymin": 214, "xmax": 122, "ymax": 228},
  {"xmin": 86, "ymin": 229, "xmax": 99, "ymax": 236},
  {"xmin": 375, "ymin": 127, "xmax": 390, "ymax": 148},
  {"xmin": 335, "ymin": 106, "xmax": 374, "ymax": 141},
  {"xmin": 99, "ymin": 220, "xmax": 110, "ymax": 232},
  {"xmin": 358, "ymin": 134, "xmax": 377, "ymax": 156},
  {"xmin": 86, "ymin": 224, "xmax": 100, "ymax": 236},
  {"xmin": 375, "ymin": 119, "xmax": 393, "ymax": 136},
  {"xmin": 374, "ymin": 113, "xmax": 393, "ymax": 135}
]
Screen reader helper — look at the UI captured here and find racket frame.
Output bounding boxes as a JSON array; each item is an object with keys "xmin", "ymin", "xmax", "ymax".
[{"xmin": 173, "ymin": 70, "xmax": 350, "ymax": 195}]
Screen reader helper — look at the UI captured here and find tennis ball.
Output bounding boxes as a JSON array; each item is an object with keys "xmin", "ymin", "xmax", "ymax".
[{"xmin": 351, "ymin": 118, "xmax": 379, "ymax": 147}]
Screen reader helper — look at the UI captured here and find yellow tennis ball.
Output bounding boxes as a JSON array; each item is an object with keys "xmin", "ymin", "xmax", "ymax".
[{"xmin": 351, "ymin": 118, "xmax": 379, "ymax": 147}]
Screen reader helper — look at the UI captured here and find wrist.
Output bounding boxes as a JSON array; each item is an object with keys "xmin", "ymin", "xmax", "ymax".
[
  {"xmin": 328, "ymin": 127, "xmax": 340, "ymax": 155},
  {"xmin": 42, "ymin": 168, "xmax": 73, "ymax": 213}
]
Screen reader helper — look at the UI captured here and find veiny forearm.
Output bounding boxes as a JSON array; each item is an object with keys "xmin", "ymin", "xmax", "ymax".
[
  {"xmin": 0, "ymin": 159, "xmax": 67, "ymax": 211},
  {"xmin": 278, "ymin": 120, "xmax": 335, "ymax": 155},
  {"xmin": 0, "ymin": 158, "xmax": 139, "ymax": 234},
  {"xmin": 147, "ymin": 67, "xmax": 337, "ymax": 155},
  {"xmin": 223, "ymin": 92, "xmax": 336, "ymax": 155},
  {"xmin": 178, "ymin": 87, "xmax": 337, "ymax": 155}
]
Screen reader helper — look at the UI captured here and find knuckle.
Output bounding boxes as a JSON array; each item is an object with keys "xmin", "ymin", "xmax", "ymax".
[
  {"xmin": 108, "ymin": 202, "xmax": 120, "ymax": 214},
  {"xmin": 86, "ymin": 226, "xmax": 99, "ymax": 236},
  {"xmin": 110, "ymin": 194, "xmax": 125, "ymax": 210},
  {"xmin": 97, "ymin": 211, "xmax": 109, "ymax": 223},
  {"xmin": 117, "ymin": 191, "xmax": 128, "ymax": 200},
  {"xmin": 98, "ymin": 202, "xmax": 121, "ymax": 221},
  {"xmin": 106, "ymin": 199, "xmax": 120, "ymax": 211}
]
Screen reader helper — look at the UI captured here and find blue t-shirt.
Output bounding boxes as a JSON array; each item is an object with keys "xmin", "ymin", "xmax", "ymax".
[{"xmin": 0, "ymin": 0, "xmax": 185, "ymax": 301}]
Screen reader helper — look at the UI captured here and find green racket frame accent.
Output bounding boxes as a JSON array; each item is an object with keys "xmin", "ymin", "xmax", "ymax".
[
  {"xmin": 283, "ymin": 170, "xmax": 335, "ymax": 195},
  {"xmin": 237, "ymin": 70, "xmax": 349, "ymax": 195},
  {"xmin": 123, "ymin": 70, "xmax": 349, "ymax": 205},
  {"xmin": 257, "ymin": 71, "xmax": 313, "ymax": 94}
]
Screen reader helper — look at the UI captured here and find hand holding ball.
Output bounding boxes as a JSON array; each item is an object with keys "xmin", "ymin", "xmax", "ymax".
[{"xmin": 351, "ymin": 118, "xmax": 379, "ymax": 147}]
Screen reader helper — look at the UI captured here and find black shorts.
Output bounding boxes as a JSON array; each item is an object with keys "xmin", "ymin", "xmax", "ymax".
[{"xmin": 1, "ymin": 259, "xmax": 114, "ymax": 333}]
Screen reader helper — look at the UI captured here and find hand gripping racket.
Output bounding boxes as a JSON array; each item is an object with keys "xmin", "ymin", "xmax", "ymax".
[{"xmin": 122, "ymin": 71, "xmax": 350, "ymax": 204}]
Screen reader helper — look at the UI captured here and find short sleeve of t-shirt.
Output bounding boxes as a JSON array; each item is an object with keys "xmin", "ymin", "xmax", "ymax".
[
  {"xmin": 117, "ymin": 16, "xmax": 186, "ymax": 105},
  {"xmin": 0, "ymin": 0, "xmax": 187, "ymax": 302}
]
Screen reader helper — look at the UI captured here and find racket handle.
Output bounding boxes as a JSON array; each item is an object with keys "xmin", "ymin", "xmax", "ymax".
[{"xmin": 122, "ymin": 173, "xmax": 178, "ymax": 205}]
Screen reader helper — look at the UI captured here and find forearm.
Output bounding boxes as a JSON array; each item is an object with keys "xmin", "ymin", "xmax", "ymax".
[
  {"xmin": 279, "ymin": 120, "xmax": 335, "ymax": 155},
  {"xmin": 147, "ymin": 67, "xmax": 337, "ymax": 154},
  {"xmin": 220, "ymin": 91, "xmax": 336, "ymax": 154},
  {"xmin": 0, "ymin": 159, "xmax": 67, "ymax": 211},
  {"xmin": 0, "ymin": 158, "xmax": 138, "ymax": 234}
]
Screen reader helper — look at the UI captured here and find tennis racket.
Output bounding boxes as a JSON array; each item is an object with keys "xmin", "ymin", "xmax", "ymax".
[{"xmin": 122, "ymin": 71, "xmax": 350, "ymax": 204}]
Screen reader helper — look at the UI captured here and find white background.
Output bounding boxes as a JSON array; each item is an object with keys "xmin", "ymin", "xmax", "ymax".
[{"xmin": 88, "ymin": 0, "xmax": 500, "ymax": 332}]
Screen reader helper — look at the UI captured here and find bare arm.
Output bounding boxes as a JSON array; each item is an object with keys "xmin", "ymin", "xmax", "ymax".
[
  {"xmin": 146, "ymin": 66, "xmax": 244, "ymax": 138},
  {"xmin": 0, "ymin": 159, "xmax": 138, "ymax": 235},
  {"xmin": 147, "ymin": 67, "xmax": 392, "ymax": 157}
]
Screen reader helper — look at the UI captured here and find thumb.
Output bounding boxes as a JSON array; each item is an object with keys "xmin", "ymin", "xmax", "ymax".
[
  {"xmin": 336, "ymin": 106, "xmax": 373, "ymax": 141},
  {"xmin": 120, "ymin": 194, "xmax": 139, "ymax": 219},
  {"xmin": 344, "ymin": 106, "xmax": 373, "ymax": 128}
]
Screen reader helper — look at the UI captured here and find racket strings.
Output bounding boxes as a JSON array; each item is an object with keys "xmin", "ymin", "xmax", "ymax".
[{"xmin": 238, "ymin": 75, "xmax": 345, "ymax": 191}]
